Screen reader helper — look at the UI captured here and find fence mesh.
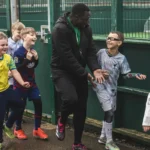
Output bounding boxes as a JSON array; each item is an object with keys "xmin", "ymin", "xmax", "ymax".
[
  {"xmin": 0, "ymin": 0, "xmax": 150, "ymax": 40},
  {"xmin": 123, "ymin": 0, "xmax": 150, "ymax": 40},
  {"xmin": 19, "ymin": 0, "xmax": 48, "ymax": 31},
  {"xmin": 57, "ymin": 0, "xmax": 150, "ymax": 40},
  {"xmin": 59, "ymin": 0, "xmax": 111, "ymax": 38},
  {"xmin": 0, "ymin": 0, "xmax": 7, "ymax": 29}
]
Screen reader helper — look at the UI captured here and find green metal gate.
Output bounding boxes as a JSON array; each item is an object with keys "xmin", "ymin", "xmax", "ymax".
[{"xmin": 0, "ymin": 0, "xmax": 11, "ymax": 35}]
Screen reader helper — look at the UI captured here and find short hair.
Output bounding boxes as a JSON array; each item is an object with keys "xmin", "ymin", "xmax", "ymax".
[
  {"xmin": 71, "ymin": 3, "xmax": 90, "ymax": 16},
  {"xmin": 0, "ymin": 32, "xmax": 8, "ymax": 40},
  {"xmin": 11, "ymin": 20, "xmax": 25, "ymax": 31},
  {"xmin": 21, "ymin": 27, "xmax": 36, "ymax": 37},
  {"xmin": 110, "ymin": 31, "xmax": 124, "ymax": 42}
]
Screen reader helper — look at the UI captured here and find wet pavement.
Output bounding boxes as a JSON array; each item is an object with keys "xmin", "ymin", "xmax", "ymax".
[{"xmin": 2, "ymin": 117, "xmax": 136, "ymax": 150}]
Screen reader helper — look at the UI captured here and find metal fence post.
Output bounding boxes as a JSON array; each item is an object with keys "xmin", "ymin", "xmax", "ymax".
[
  {"xmin": 111, "ymin": 0, "xmax": 123, "ymax": 128},
  {"xmin": 6, "ymin": 0, "xmax": 11, "ymax": 35},
  {"xmin": 111, "ymin": 0, "xmax": 123, "ymax": 32},
  {"xmin": 48, "ymin": 0, "xmax": 56, "ymax": 124},
  {"xmin": 10, "ymin": 0, "xmax": 18, "ymax": 23}
]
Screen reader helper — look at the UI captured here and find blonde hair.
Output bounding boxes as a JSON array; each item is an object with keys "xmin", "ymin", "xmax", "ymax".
[
  {"xmin": 0, "ymin": 32, "xmax": 8, "ymax": 40},
  {"xmin": 11, "ymin": 20, "xmax": 25, "ymax": 31},
  {"xmin": 21, "ymin": 27, "xmax": 36, "ymax": 37}
]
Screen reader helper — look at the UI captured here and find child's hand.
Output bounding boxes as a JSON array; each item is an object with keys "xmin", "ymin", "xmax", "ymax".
[
  {"xmin": 8, "ymin": 71, "xmax": 12, "ymax": 78},
  {"xmin": 22, "ymin": 82, "xmax": 30, "ymax": 88},
  {"xmin": 102, "ymin": 70, "xmax": 109, "ymax": 79},
  {"xmin": 26, "ymin": 52, "xmax": 33, "ymax": 60},
  {"xmin": 136, "ymin": 74, "xmax": 146, "ymax": 80},
  {"xmin": 31, "ymin": 49, "xmax": 38, "ymax": 60},
  {"xmin": 143, "ymin": 126, "xmax": 150, "ymax": 132},
  {"xmin": 88, "ymin": 73, "xmax": 96, "ymax": 88}
]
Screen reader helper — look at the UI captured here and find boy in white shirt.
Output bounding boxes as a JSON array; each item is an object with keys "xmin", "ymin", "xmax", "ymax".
[
  {"xmin": 5, "ymin": 21, "xmax": 25, "ymax": 121},
  {"xmin": 93, "ymin": 31, "xmax": 146, "ymax": 150}
]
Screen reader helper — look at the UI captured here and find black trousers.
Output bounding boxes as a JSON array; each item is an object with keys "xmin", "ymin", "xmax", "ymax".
[{"xmin": 53, "ymin": 70, "xmax": 88, "ymax": 144}]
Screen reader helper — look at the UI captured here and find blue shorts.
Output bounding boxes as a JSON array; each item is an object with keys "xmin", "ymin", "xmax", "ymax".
[{"xmin": 14, "ymin": 86, "xmax": 41, "ymax": 101}]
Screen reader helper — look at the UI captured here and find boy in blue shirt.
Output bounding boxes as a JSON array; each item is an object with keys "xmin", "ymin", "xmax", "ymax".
[{"xmin": 13, "ymin": 27, "xmax": 48, "ymax": 140}]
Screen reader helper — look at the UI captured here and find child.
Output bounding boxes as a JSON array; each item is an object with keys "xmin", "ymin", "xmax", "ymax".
[
  {"xmin": 13, "ymin": 27, "xmax": 48, "ymax": 140},
  {"xmin": 5, "ymin": 21, "xmax": 25, "ymax": 121},
  {"xmin": 93, "ymin": 31, "xmax": 146, "ymax": 150},
  {"xmin": 0, "ymin": 32, "xmax": 30, "ymax": 149},
  {"xmin": 7, "ymin": 21, "xmax": 25, "ymax": 57},
  {"xmin": 142, "ymin": 93, "xmax": 150, "ymax": 132}
]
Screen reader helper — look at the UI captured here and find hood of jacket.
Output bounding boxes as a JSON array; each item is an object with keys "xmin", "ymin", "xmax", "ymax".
[{"xmin": 55, "ymin": 12, "xmax": 89, "ymax": 29}]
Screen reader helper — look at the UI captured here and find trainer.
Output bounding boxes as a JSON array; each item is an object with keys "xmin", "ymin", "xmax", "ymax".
[{"xmin": 51, "ymin": 3, "xmax": 107, "ymax": 150}]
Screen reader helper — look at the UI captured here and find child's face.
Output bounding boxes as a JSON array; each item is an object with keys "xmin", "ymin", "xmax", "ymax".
[
  {"xmin": 23, "ymin": 32, "xmax": 37, "ymax": 47},
  {"xmin": 106, "ymin": 33, "xmax": 122, "ymax": 50},
  {"xmin": 12, "ymin": 29, "xmax": 22, "ymax": 41},
  {"xmin": 0, "ymin": 39, "xmax": 8, "ymax": 56}
]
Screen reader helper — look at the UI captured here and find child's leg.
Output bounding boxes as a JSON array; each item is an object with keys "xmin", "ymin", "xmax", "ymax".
[
  {"xmin": 97, "ymin": 92, "xmax": 119, "ymax": 149},
  {"xmin": 103, "ymin": 93, "xmax": 117, "ymax": 143},
  {"xmin": 28, "ymin": 87, "xmax": 42, "ymax": 129},
  {"xmin": 32, "ymin": 99, "xmax": 42, "ymax": 129},
  {"xmin": 0, "ymin": 121, "xmax": 3, "ymax": 143},
  {"xmin": 98, "ymin": 121, "xmax": 106, "ymax": 144},
  {"xmin": 32, "ymin": 99, "xmax": 48, "ymax": 139},
  {"xmin": 29, "ymin": 87, "xmax": 48, "ymax": 139},
  {"xmin": 13, "ymin": 88, "xmax": 27, "ymax": 130},
  {"xmin": 104, "ymin": 110, "xmax": 114, "ymax": 143},
  {"xmin": 5, "ymin": 88, "xmax": 25, "ymax": 129},
  {"xmin": 2, "ymin": 87, "xmax": 25, "ymax": 139},
  {"xmin": 104, "ymin": 110, "xmax": 120, "ymax": 150},
  {"xmin": 100, "ymin": 121, "xmax": 105, "ymax": 138},
  {"xmin": 95, "ymin": 90, "xmax": 112, "ymax": 140},
  {"xmin": 0, "ymin": 91, "xmax": 7, "ymax": 143},
  {"xmin": 4, "ymin": 105, "xmax": 9, "ymax": 122},
  {"xmin": 5, "ymin": 89, "xmax": 27, "ymax": 140},
  {"xmin": 15, "ymin": 108, "xmax": 25, "ymax": 130},
  {"xmin": 4, "ymin": 86, "xmax": 13, "ymax": 122}
]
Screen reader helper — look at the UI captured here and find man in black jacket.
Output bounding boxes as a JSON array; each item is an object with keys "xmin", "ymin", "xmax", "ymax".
[{"xmin": 51, "ymin": 3, "xmax": 108, "ymax": 150}]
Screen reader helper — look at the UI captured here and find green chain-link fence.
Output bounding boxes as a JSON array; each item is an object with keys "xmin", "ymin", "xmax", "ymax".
[
  {"xmin": 0, "ymin": 0, "xmax": 150, "ymax": 41},
  {"xmin": 56, "ymin": 0, "xmax": 150, "ymax": 41},
  {"xmin": 123, "ymin": 0, "xmax": 150, "ymax": 40},
  {"xmin": 58, "ymin": 0, "xmax": 111, "ymax": 37},
  {"xmin": 0, "ymin": 0, "xmax": 7, "ymax": 29},
  {"xmin": 19, "ymin": 0, "xmax": 48, "ymax": 31}
]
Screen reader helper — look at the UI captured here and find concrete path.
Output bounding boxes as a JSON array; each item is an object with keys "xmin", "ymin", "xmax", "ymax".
[{"xmin": 2, "ymin": 117, "xmax": 136, "ymax": 150}]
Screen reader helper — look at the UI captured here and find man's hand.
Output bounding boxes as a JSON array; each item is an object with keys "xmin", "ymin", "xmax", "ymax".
[
  {"xmin": 143, "ymin": 126, "xmax": 150, "ymax": 132},
  {"xmin": 26, "ymin": 52, "xmax": 33, "ymax": 60},
  {"xmin": 93, "ymin": 69, "xmax": 109, "ymax": 84},
  {"xmin": 22, "ymin": 82, "xmax": 30, "ymax": 88},
  {"xmin": 31, "ymin": 49, "xmax": 38, "ymax": 60},
  {"xmin": 135, "ymin": 74, "xmax": 146, "ymax": 80},
  {"xmin": 87, "ymin": 73, "xmax": 96, "ymax": 87}
]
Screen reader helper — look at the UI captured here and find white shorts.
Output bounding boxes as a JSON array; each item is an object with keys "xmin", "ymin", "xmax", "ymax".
[{"xmin": 93, "ymin": 85, "xmax": 117, "ymax": 111}]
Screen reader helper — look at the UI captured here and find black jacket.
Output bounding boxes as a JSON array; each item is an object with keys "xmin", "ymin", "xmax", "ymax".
[{"xmin": 51, "ymin": 12, "xmax": 100, "ymax": 79}]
